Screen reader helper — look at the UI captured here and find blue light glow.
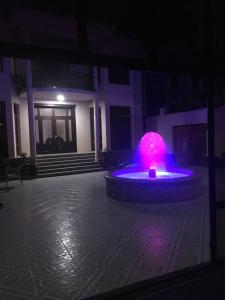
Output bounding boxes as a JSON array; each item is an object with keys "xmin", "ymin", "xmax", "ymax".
[{"xmin": 115, "ymin": 171, "xmax": 191, "ymax": 180}]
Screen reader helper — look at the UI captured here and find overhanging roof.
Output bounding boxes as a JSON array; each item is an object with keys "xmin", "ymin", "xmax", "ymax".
[{"xmin": 0, "ymin": 1, "xmax": 224, "ymax": 74}]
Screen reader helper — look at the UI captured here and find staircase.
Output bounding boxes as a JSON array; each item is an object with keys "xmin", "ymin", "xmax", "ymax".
[{"xmin": 37, "ymin": 152, "xmax": 104, "ymax": 178}]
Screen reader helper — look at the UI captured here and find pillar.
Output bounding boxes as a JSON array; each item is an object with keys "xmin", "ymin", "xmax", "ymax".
[
  {"xmin": 26, "ymin": 59, "xmax": 36, "ymax": 161},
  {"xmin": 93, "ymin": 67, "xmax": 100, "ymax": 162},
  {"xmin": 5, "ymin": 58, "xmax": 15, "ymax": 157},
  {"xmin": 5, "ymin": 98, "xmax": 15, "ymax": 157}
]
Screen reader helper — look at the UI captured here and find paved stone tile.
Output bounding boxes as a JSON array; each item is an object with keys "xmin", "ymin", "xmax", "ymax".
[
  {"xmin": 126, "ymin": 270, "xmax": 164, "ymax": 286},
  {"xmin": 0, "ymin": 267, "xmax": 29, "ymax": 289},
  {"xmin": 0, "ymin": 169, "xmax": 210, "ymax": 299},
  {"xmin": 14, "ymin": 274, "xmax": 54, "ymax": 298},
  {"xmin": 29, "ymin": 255, "xmax": 73, "ymax": 277},
  {"xmin": 92, "ymin": 267, "xmax": 128, "ymax": 288},
  {"xmin": 42, "ymin": 276, "xmax": 86, "ymax": 300},
  {"xmin": 79, "ymin": 284, "xmax": 115, "ymax": 299},
  {"xmin": 0, "ymin": 288, "xmax": 35, "ymax": 299}
]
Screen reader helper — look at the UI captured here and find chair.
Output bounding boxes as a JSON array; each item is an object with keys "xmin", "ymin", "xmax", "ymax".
[
  {"xmin": 5, "ymin": 158, "xmax": 24, "ymax": 185},
  {"xmin": 0, "ymin": 157, "xmax": 24, "ymax": 186},
  {"xmin": 99, "ymin": 151, "xmax": 127, "ymax": 171}
]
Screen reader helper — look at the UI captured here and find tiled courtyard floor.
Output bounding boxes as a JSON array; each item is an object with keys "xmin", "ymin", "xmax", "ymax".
[{"xmin": 0, "ymin": 169, "xmax": 209, "ymax": 299}]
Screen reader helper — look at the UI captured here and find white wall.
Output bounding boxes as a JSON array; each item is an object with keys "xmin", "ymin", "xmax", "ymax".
[
  {"xmin": 100, "ymin": 68, "xmax": 143, "ymax": 150},
  {"xmin": 14, "ymin": 66, "xmax": 143, "ymax": 155},
  {"xmin": 99, "ymin": 100, "xmax": 107, "ymax": 151},
  {"xmin": 19, "ymin": 98, "xmax": 31, "ymax": 155},
  {"xmin": 103, "ymin": 72, "xmax": 133, "ymax": 107},
  {"xmin": 146, "ymin": 106, "xmax": 225, "ymax": 157},
  {"xmin": 98, "ymin": 68, "xmax": 110, "ymax": 150},
  {"xmin": 131, "ymin": 71, "xmax": 144, "ymax": 148},
  {"xmin": 19, "ymin": 99, "xmax": 93, "ymax": 155},
  {"xmin": 146, "ymin": 108, "xmax": 207, "ymax": 153},
  {"xmin": 75, "ymin": 102, "xmax": 91, "ymax": 153}
]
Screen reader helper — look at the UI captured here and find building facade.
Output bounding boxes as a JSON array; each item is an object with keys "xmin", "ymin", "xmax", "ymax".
[
  {"xmin": 2, "ymin": 56, "xmax": 225, "ymax": 171},
  {"xmin": 144, "ymin": 71, "xmax": 225, "ymax": 165},
  {"xmin": 0, "ymin": 58, "xmax": 144, "ymax": 162}
]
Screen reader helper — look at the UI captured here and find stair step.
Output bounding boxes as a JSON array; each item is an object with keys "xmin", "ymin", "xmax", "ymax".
[
  {"xmin": 38, "ymin": 161, "xmax": 99, "ymax": 169},
  {"xmin": 37, "ymin": 168, "xmax": 104, "ymax": 178},
  {"xmin": 37, "ymin": 153, "xmax": 95, "ymax": 160},
  {"xmin": 38, "ymin": 158, "xmax": 95, "ymax": 166},
  {"xmin": 36, "ymin": 152, "xmax": 103, "ymax": 178},
  {"xmin": 37, "ymin": 157, "xmax": 95, "ymax": 163},
  {"xmin": 38, "ymin": 165, "xmax": 101, "ymax": 174}
]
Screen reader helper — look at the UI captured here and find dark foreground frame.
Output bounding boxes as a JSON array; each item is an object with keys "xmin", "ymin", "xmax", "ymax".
[
  {"xmin": 86, "ymin": 259, "xmax": 225, "ymax": 300},
  {"xmin": 0, "ymin": 2, "xmax": 221, "ymax": 298}
]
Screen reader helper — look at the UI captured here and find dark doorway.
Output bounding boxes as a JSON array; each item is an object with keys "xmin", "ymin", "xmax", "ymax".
[
  {"xmin": 0, "ymin": 101, "xmax": 8, "ymax": 157},
  {"xmin": 110, "ymin": 106, "xmax": 131, "ymax": 150},
  {"xmin": 90, "ymin": 107, "xmax": 102, "ymax": 151},
  {"xmin": 173, "ymin": 124, "xmax": 207, "ymax": 165},
  {"xmin": 14, "ymin": 103, "xmax": 21, "ymax": 156},
  {"xmin": 35, "ymin": 105, "xmax": 76, "ymax": 154}
]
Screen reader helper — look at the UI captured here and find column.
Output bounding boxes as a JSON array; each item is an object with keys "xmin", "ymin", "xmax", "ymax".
[
  {"xmin": 105, "ymin": 101, "xmax": 111, "ymax": 150},
  {"xmin": 5, "ymin": 98, "xmax": 15, "ymax": 157},
  {"xmin": 102, "ymin": 68, "xmax": 111, "ymax": 150},
  {"xmin": 26, "ymin": 59, "xmax": 36, "ymax": 161},
  {"xmin": 93, "ymin": 67, "xmax": 100, "ymax": 162},
  {"xmin": 5, "ymin": 58, "xmax": 15, "ymax": 157}
]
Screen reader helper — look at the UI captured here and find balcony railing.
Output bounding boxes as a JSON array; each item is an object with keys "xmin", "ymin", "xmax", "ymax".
[
  {"xmin": 15, "ymin": 62, "xmax": 95, "ymax": 93},
  {"xmin": 32, "ymin": 62, "xmax": 95, "ymax": 91}
]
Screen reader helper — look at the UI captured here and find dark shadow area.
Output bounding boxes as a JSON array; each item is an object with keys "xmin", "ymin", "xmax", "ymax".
[
  {"xmin": 0, "ymin": 186, "xmax": 14, "ymax": 193},
  {"xmin": 86, "ymin": 261, "xmax": 225, "ymax": 300}
]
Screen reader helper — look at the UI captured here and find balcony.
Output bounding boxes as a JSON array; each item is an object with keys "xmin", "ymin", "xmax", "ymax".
[{"xmin": 15, "ymin": 61, "xmax": 95, "ymax": 94}]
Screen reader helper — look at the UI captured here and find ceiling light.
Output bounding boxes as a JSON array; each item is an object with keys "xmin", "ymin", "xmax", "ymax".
[{"xmin": 57, "ymin": 94, "xmax": 65, "ymax": 101}]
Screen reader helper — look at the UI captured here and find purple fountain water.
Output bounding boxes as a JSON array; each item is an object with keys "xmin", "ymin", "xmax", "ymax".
[
  {"xmin": 139, "ymin": 132, "xmax": 166, "ymax": 172},
  {"xmin": 105, "ymin": 131, "xmax": 201, "ymax": 202}
]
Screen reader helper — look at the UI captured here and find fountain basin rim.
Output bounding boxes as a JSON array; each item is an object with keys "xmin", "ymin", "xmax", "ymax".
[
  {"xmin": 105, "ymin": 167, "xmax": 202, "ymax": 202},
  {"xmin": 105, "ymin": 168, "xmax": 197, "ymax": 184}
]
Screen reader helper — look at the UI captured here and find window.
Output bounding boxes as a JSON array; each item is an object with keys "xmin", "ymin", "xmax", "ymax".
[
  {"xmin": 108, "ymin": 67, "xmax": 130, "ymax": 85},
  {"xmin": 110, "ymin": 106, "xmax": 131, "ymax": 150}
]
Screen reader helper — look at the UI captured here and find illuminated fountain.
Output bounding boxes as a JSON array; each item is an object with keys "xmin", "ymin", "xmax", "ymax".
[{"xmin": 105, "ymin": 132, "xmax": 202, "ymax": 203}]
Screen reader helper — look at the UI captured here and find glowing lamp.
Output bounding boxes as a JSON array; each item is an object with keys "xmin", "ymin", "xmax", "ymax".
[{"xmin": 57, "ymin": 94, "xmax": 65, "ymax": 101}]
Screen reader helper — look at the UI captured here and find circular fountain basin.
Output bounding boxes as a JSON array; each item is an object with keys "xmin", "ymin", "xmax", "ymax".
[{"xmin": 105, "ymin": 168, "xmax": 202, "ymax": 203}]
